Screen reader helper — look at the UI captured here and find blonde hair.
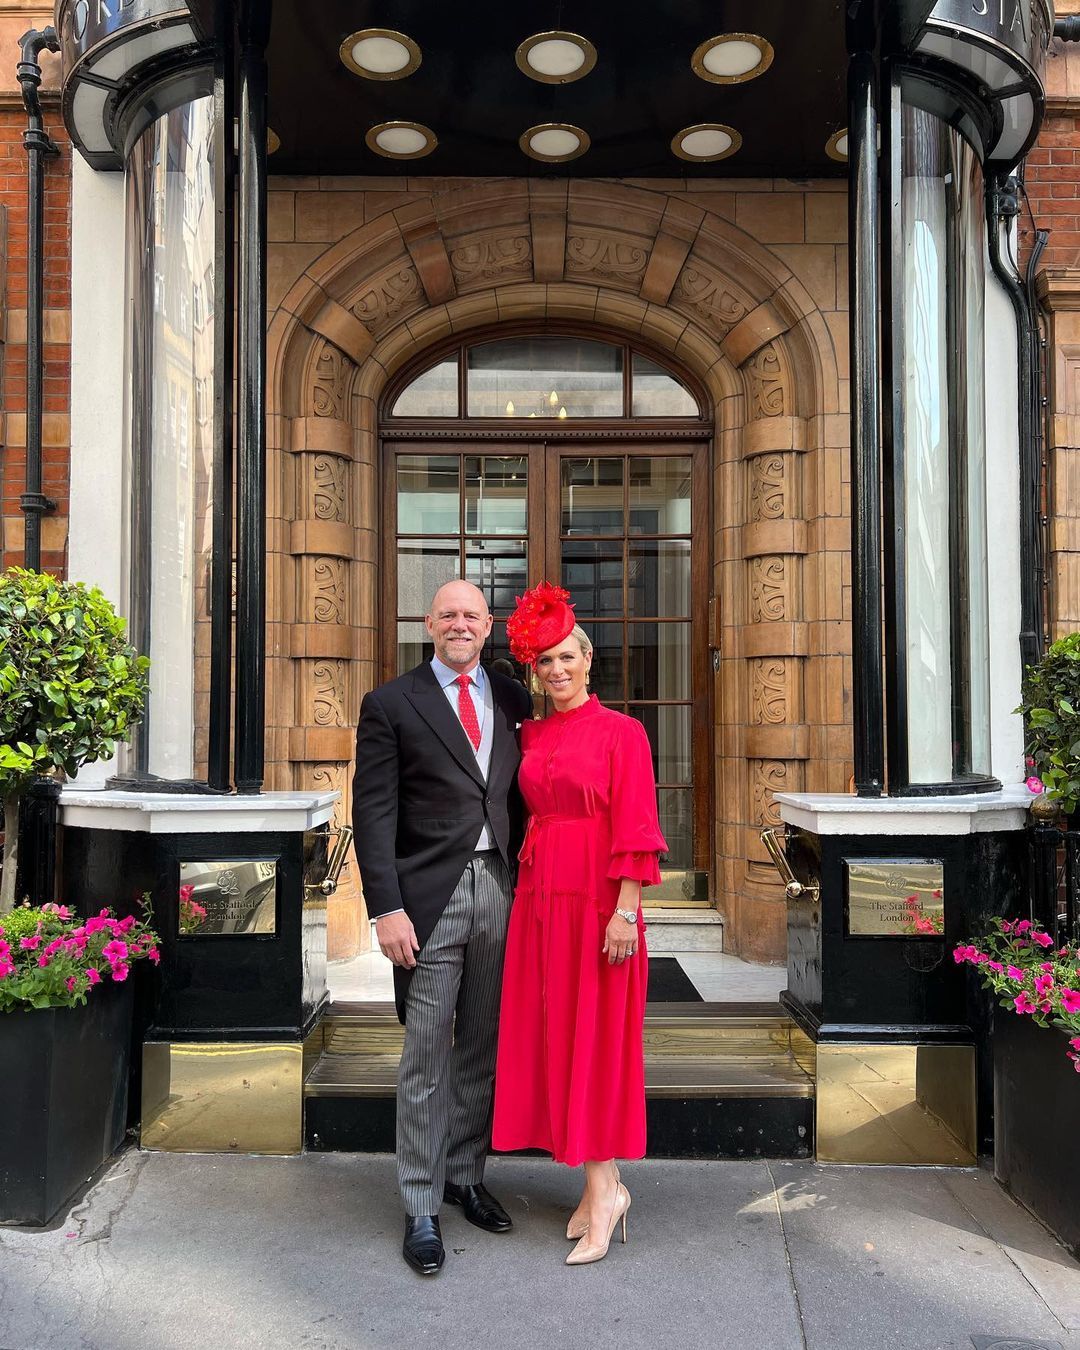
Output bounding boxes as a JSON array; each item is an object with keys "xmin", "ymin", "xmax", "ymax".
[{"xmin": 528, "ymin": 624, "xmax": 593, "ymax": 695}]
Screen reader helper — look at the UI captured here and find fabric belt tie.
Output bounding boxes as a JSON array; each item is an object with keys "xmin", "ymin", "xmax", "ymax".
[{"xmin": 518, "ymin": 813, "xmax": 591, "ymax": 865}]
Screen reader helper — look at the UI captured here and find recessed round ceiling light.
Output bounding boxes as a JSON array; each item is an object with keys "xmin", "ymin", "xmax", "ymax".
[
  {"xmin": 672, "ymin": 123, "xmax": 742, "ymax": 163},
  {"xmin": 520, "ymin": 122, "xmax": 590, "ymax": 162},
  {"xmin": 515, "ymin": 31, "xmax": 597, "ymax": 84},
  {"xmin": 365, "ymin": 121, "xmax": 437, "ymax": 159},
  {"xmin": 340, "ymin": 28, "xmax": 422, "ymax": 81},
  {"xmin": 825, "ymin": 128, "xmax": 848, "ymax": 161},
  {"xmin": 692, "ymin": 33, "xmax": 773, "ymax": 84},
  {"xmin": 267, "ymin": 127, "xmax": 280, "ymax": 155}
]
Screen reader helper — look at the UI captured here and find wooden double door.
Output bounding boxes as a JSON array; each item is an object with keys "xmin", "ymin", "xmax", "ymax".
[{"xmin": 383, "ymin": 436, "xmax": 711, "ymax": 887}]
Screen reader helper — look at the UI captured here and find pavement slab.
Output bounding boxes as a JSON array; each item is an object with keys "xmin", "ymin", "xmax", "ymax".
[{"xmin": 0, "ymin": 1151, "xmax": 1078, "ymax": 1350}]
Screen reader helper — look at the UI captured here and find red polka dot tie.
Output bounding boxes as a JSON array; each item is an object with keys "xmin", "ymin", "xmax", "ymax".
[{"xmin": 454, "ymin": 674, "xmax": 481, "ymax": 751}]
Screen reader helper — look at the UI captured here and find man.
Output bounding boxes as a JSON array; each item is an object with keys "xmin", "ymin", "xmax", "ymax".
[{"xmin": 352, "ymin": 579, "xmax": 532, "ymax": 1277}]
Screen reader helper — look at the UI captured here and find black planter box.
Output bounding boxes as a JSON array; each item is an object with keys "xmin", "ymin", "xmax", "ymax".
[
  {"xmin": 994, "ymin": 1005, "xmax": 1080, "ymax": 1257},
  {"xmin": 0, "ymin": 980, "xmax": 134, "ymax": 1225}
]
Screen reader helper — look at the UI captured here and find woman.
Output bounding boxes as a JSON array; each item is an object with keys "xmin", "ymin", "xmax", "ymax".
[{"xmin": 493, "ymin": 581, "xmax": 667, "ymax": 1266}]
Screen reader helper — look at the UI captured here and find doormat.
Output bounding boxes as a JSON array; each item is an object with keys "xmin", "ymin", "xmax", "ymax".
[{"xmin": 647, "ymin": 957, "xmax": 702, "ymax": 1003}]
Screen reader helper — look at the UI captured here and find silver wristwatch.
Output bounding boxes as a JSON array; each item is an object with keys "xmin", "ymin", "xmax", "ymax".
[{"xmin": 613, "ymin": 907, "xmax": 639, "ymax": 925}]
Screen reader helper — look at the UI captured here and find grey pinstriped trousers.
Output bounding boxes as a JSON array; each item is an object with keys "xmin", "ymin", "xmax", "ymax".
[{"xmin": 397, "ymin": 851, "xmax": 512, "ymax": 1217}]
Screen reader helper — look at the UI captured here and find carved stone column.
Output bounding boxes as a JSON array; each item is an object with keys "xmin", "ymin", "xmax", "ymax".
[{"xmin": 725, "ymin": 317, "xmax": 810, "ymax": 960}]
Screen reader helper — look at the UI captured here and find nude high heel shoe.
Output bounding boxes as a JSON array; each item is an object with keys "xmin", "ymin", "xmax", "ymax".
[
  {"xmin": 566, "ymin": 1164, "xmax": 620, "ymax": 1240},
  {"xmin": 565, "ymin": 1183, "xmax": 630, "ymax": 1266}
]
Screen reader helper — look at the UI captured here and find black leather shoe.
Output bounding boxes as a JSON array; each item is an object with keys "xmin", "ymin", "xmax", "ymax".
[
  {"xmin": 443, "ymin": 1181, "xmax": 513, "ymax": 1232},
  {"xmin": 403, "ymin": 1216, "xmax": 445, "ymax": 1276}
]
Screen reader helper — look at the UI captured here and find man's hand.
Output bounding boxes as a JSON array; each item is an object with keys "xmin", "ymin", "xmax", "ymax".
[{"xmin": 376, "ymin": 911, "xmax": 420, "ymax": 968}]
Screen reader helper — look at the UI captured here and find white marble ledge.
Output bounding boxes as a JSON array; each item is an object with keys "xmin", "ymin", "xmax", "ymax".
[
  {"xmin": 774, "ymin": 784, "xmax": 1034, "ymax": 836},
  {"xmin": 59, "ymin": 788, "xmax": 339, "ymax": 835}
]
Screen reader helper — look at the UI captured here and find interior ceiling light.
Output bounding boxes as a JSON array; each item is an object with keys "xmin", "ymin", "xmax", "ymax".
[
  {"xmin": 365, "ymin": 121, "xmax": 437, "ymax": 159},
  {"xmin": 515, "ymin": 31, "xmax": 597, "ymax": 84},
  {"xmin": 520, "ymin": 122, "xmax": 590, "ymax": 162},
  {"xmin": 672, "ymin": 123, "xmax": 742, "ymax": 163},
  {"xmin": 340, "ymin": 28, "xmax": 422, "ymax": 81},
  {"xmin": 267, "ymin": 127, "xmax": 280, "ymax": 155},
  {"xmin": 691, "ymin": 33, "xmax": 773, "ymax": 84},
  {"xmin": 825, "ymin": 128, "xmax": 849, "ymax": 161}
]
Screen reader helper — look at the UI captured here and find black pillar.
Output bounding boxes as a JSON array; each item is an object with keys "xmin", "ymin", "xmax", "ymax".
[
  {"xmin": 208, "ymin": 2, "xmax": 236, "ymax": 792},
  {"xmin": 847, "ymin": 48, "xmax": 885, "ymax": 796},
  {"xmin": 234, "ymin": 2, "xmax": 270, "ymax": 793},
  {"xmin": 17, "ymin": 27, "xmax": 59, "ymax": 574}
]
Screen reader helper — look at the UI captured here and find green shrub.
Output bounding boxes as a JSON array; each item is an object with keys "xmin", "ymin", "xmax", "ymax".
[
  {"xmin": 1018, "ymin": 632, "xmax": 1080, "ymax": 813},
  {"xmin": 0, "ymin": 568, "xmax": 149, "ymax": 908}
]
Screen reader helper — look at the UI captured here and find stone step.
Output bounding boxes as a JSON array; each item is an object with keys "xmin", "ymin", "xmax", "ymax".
[
  {"xmin": 642, "ymin": 907, "xmax": 725, "ymax": 952},
  {"xmin": 303, "ymin": 1002, "xmax": 814, "ymax": 1158}
]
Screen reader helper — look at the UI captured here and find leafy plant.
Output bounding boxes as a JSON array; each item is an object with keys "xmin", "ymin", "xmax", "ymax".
[
  {"xmin": 0, "ymin": 568, "xmax": 149, "ymax": 909},
  {"xmin": 955, "ymin": 918, "xmax": 1080, "ymax": 1073},
  {"xmin": 1017, "ymin": 632, "xmax": 1080, "ymax": 814},
  {"xmin": 0, "ymin": 899, "xmax": 160, "ymax": 1013}
]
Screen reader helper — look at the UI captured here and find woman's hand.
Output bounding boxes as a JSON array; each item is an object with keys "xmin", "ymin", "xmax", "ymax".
[{"xmin": 603, "ymin": 913, "xmax": 638, "ymax": 965}]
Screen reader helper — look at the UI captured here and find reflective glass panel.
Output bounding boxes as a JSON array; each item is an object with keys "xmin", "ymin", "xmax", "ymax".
[
  {"xmin": 561, "ymin": 457, "xmax": 624, "ymax": 534},
  {"xmin": 584, "ymin": 622, "xmax": 624, "ymax": 702},
  {"xmin": 900, "ymin": 97, "xmax": 989, "ymax": 783},
  {"xmin": 629, "ymin": 457, "xmax": 692, "ymax": 534},
  {"xmin": 629, "ymin": 623, "xmax": 691, "ymax": 700},
  {"xmin": 397, "ymin": 543, "xmax": 459, "ymax": 616},
  {"xmin": 121, "ymin": 96, "xmax": 216, "ymax": 782},
  {"xmin": 631, "ymin": 355, "xmax": 699, "ymax": 417},
  {"xmin": 397, "ymin": 620, "xmax": 431, "ymax": 675},
  {"xmin": 467, "ymin": 337, "xmax": 623, "ymax": 417},
  {"xmin": 630, "ymin": 704, "xmax": 692, "ymax": 784},
  {"xmin": 464, "ymin": 456, "xmax": 527, "ymax": 535},
  {"xmin": 465, "ymin": 539, "xmax": 527, "ymax": 616},
  {"xmin": 397, "ymin": 455, "xmax": 460, "ymax": 534},
  {"xmin": 391, "ymin": 358, "xmax": 459, "ymax": 417},
  {"xmin": 657, "ymin": 789, "xmax": 692, "ymax": 869},
  {"xmin": 628, "ymin": 541, "xmax": 691, "ymax": 618},
  {"xmin": 562, "ymin": 539, "xmax": 624, "ymax": 618}
]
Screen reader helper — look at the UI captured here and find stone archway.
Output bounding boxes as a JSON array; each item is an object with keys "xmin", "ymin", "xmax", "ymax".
[{"xmin": 266, "ymin": 179, "xmax": 847, "ymax": 962}]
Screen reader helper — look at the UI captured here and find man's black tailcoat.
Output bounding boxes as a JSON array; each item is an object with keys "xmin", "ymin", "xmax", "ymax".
[{"xmin": 352, "ymin": 661, "xmax": 532, "ymax": 1021}]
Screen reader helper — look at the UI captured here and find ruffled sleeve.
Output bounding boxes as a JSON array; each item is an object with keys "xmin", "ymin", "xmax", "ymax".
[{"xmin": 606, "ymin": 716, "xmax": 668, "ymax": 885}]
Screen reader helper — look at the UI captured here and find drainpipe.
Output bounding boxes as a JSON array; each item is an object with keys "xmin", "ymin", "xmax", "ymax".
[
  {"xmin": 986, "ymin": 173, "xmax": 1046, "ymax": 672},
  {"xmin": 16, "ymin": 27, "xmax": 59, "ymax": 574}
]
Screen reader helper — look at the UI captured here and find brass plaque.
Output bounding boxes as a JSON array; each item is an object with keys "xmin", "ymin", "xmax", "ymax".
[
  {"xmin": 178, "ymin": 858, "xmax": 278, "ymax": 936},
  {"xmin": 845, "ymin": 858, "xmax": 945, "ymax": 937}
]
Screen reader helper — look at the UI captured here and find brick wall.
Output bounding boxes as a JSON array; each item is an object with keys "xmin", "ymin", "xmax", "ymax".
[
  {"xmin": 0, "ymin": 103, "xmax": 71, "ymax": 576},
  {"xmin": 1020, "ymin": 114, "xmax": 1080, "ymax": 269}
]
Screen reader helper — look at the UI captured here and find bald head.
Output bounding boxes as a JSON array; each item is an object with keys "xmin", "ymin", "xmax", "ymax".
[{"xmin": 425, "ymin": 579, "xmax": 493, "ymax": 672}]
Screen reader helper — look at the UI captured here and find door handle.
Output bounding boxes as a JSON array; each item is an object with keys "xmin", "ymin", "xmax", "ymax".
[
  {"xmin": 307, "ymin": 825, "xmax": 354, "ymax": 898},
  {"xmin": 759, "ymin": 826, "xmax": 820, "ymax": 903}
]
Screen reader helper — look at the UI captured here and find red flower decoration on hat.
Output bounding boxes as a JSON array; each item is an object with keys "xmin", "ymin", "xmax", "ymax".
[{"xmin": 506, "ymin": 581, "xmax": 576, "ymax": 667}]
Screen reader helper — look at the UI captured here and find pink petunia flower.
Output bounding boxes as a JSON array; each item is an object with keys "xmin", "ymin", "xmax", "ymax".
[
  {"xmin": 86, "ymin": 967, "xmax": 101, "ymax": 986},
  {"xmin": 84, "ymin": 916, "xmax": 107, "ymax": 935},
  {"xmin": 19, "ymin": 935, "xmax": 40, "ymax": 950},
  {"xmin": 179, "ymin": 884, "xmax": 195, "ymax": 903},
  {"xmin": 1014, "ymin": 991, "xmax": 1037, "ymax": 1014},
  {"xmin": 109, "ymin": 962, "xmax": 129, "ymax": 982},
  {"xmin": 101, "ymin": 939, "xmax": 128, "ymax": 965},
  {"xmin": 1035, "ymin": 974, "xmax": 1055, "ymax": 996},
  {"xmin": 1061, "ymin": 989, "xmax": 1080, "ymax": 1015},
  {"xmin": 1007, "ymin": 966, "xmax": 1026, "ymax": 982},
  {"xmin": 988, "ymin": 961, "xmax": 1004, "ymax": 974},
  {"xmin": 1026, "ymin": 775, "xmax": 1045, "ymax": 794},
  {"xmin": 65, "ymin": 976, "xmax": 78, "ymax": 993},
  {"xmin": 1034, "ymin": 931, "xmax": 1055, "ymax": 949},
  {"xmin": 148, "ymin": 947, "xmax": 160, "ymax": 965},
  {"xmin": 37, "ymin": 954, "xmax": 49, "ymax": 968}
]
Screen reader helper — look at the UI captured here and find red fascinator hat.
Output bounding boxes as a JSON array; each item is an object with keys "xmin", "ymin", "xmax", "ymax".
[{"xmin": 506, "ymin": 581, "xmax": 576, "ymax": 667}]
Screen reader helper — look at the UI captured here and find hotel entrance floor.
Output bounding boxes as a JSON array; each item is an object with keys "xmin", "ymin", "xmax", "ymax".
[
  {"xmin": 4, "ymin": 1149, "xmax": 1080, "ymax": 1350},
  {"xmin": 328, "ymin": 949, "xmax": 787, "ymax": 1004}
]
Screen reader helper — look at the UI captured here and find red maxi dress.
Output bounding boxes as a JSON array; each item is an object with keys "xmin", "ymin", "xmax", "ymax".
[{"xmin": 492, "ymin": 694, "xmax": 667, "ymax": 1165}]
